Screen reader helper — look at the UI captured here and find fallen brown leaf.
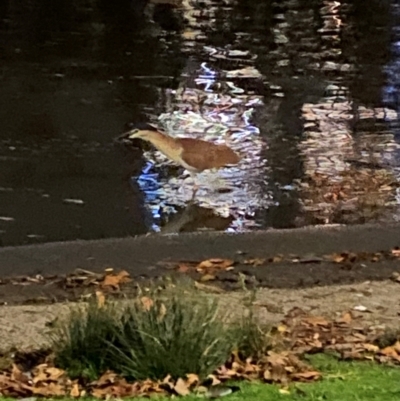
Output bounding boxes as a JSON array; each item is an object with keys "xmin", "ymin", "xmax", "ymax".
[
  {"xmin": 176, "ymin": 263, "xmax": 190, "ymax": 273},
  {"xmin": 185, "ymin": 373, "xmax": 199, "ymax": 386},
  {"xmin": 11, "ymin": 364, "xmax": 29, "ymax": 384},
  {"xmin": 263, "ymin": 369, "xmax": 271, "ymax": 381},
  {"xmin": 32, "ymin": 382, "xmax": 66, "ymax": 396},
  {"xmin": 196, "ymin": 260, "xmax": 215, "ymax": 271},
  {"xmin": 101, "ymin": 270, "xmax": 131, "ymax": 290},
  {"xmin": 196, "ymin": 258, "xmax": 234, "ymax": 273},
  {"xmin": 0, "ymin": 374, "xmax": 33, "ymax": 397},
  {"xmin": 363, "ymin": 343, "xmax": 380, "ymax": 353},
  {"xmin": 174, "ymin": 378, "xmax": 190, "ymax": 396},
  {"xmin": 200, "ymin": 274, "xmax": 216, "ymax": 282},
  {"xmin": 266, "ymin": 351, "xmax": 287, "ymax": 367},
  {"xmin": 329, "ymin": 253, "xmax": 346, "ymax": 263},
  {"xmin": 291, "ymin": 371, "xmax": 321, "ymax": 381},
  {"xmin": 270, "ymin": 364, "xmax": 288, "ymax": 383},
  {"xmin": 393, "ymin": 341, "xmax": 400, "ymax": 353},
  {"xmin": 93, "ymin": 370, "xmax": 119, "ymax": 386},
  {"xmin": 70, "ymin": 382, "xmax": 80, "ymax": 397},
  {"xmin": 206, "ymin": 374, "xmax": 221, "ymax": 386},
  {"xmin": 244, "ymin": 258, "xmax": 266, "ymax": 266},
  {"xmin": 337, "ymin": 312, "xmax": 352, "ymax": 324},
  {"xmin": 33, "ymin": 365, "xmax": 65, "ymax": 384},
  {"xmin": 380, "ymin": 346, "xmax": 399, "ymax": 358}
]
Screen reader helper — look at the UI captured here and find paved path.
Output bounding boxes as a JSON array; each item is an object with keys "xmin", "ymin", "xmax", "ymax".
[{"xmin": 0, "ymin": 222, "xmax": 399, "ymax": 277}]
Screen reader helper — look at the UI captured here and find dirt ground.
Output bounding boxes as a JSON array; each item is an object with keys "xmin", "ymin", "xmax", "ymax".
[
  {"xmin": 2, "ymin": 223, "xmax": 400, "ymax": 352},
  {"xmin": 1, "ymin": 279, "xmax": 400, "ymax": 352}
]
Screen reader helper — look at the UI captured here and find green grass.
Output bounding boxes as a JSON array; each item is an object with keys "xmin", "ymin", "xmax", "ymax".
[
  {"xmin": 181, "ymin": 354, "xmax": 400, "ymax": 401},
  {"xmin": 291, "ymin": 354, "xmax": 400, "ymax": 401}
]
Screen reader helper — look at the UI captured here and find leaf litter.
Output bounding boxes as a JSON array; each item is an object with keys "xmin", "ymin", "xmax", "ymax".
[
  {"xmin": 3, "ymin": 246, "xmax": 400, "ymax": 304},
  {"xmin": 164, "ymin": 247, "xmax": 400, "ymax": 288},
  {"xmin": 2, "ymin": 304, "xmax": 400, "ymax": 398},
  {"xmin": 282, "ymin": 307, "xmax": 400, "ymax": 364}
]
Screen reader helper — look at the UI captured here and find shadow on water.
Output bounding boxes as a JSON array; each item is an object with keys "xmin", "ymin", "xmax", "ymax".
[{"xmin": 0, "ymin": 0, "xmax": 400, "ymax": 246}]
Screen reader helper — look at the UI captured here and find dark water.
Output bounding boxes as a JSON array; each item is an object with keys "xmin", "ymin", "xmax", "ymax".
[{"xmin": 1, "ymin": 0, "xmax": 400, "ymax": 246}]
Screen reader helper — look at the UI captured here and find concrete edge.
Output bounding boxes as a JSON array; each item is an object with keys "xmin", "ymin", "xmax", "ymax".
[{"xmin": 0, "ymin": 222, "xmax": 399, "ymax": 277}]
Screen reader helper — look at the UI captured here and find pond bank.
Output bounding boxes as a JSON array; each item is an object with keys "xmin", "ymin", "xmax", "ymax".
[{"xmin": 0, "ymin": 223, "xmax": 399, "ymax": 287}]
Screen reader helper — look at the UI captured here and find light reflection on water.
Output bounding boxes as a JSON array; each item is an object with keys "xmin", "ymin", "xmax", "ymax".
[
  {"xmin": 131, "ymin": 0, "xmax": 400, "ymax": 233},
  {"xmin": 133, "ymin": 55, "xmax": 271, "ymax": 232},
  {"xmin": 1, "ymin": 0, "xmax": 400, "ymax": 243}
]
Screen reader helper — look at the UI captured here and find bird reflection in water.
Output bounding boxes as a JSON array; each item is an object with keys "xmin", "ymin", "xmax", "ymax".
[
  {"xmin": 130, "ymin": 159, "xmax": 235, "ymax": 233},
  {"xmin": 160, "ymin": 202, "xmax": 234, "ymax": 233}
]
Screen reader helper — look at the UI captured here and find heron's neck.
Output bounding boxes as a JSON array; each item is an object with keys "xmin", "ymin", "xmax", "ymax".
[{"xmin": 144, "ymin": 130, "xmax": 180, "ymax": 152}]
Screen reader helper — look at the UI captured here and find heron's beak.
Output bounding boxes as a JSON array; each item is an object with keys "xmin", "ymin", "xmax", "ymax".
[
  {"xmin": 113, "ymin": 130, "xmax": 140, "ymax": 145},
  {"xmin": 128, "ymin": 131, "xmax": 141, "ymax": 139}
]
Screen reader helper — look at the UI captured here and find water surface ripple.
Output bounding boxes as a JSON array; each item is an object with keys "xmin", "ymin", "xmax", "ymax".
[{"xmin": 0, "ymin": 0, "xmax": 399, "ymax": 245}]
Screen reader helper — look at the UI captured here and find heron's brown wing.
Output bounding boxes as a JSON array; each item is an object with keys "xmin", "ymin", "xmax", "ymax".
[{"xmin": 179, "ymin": 138, "xmax": 240, "ymax": 171}]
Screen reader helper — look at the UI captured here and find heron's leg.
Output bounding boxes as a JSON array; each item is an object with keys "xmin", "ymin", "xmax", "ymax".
[
  {"xmin": 208, "ymin": 169, "xmax": 226, "ymax": 191},
  {"xmin": 190, "ymin": 186, "xmax": 198, "ymax": 201},
  {"xmin": 189, "ymin": 171, "xmax": 199, "ymax": 200}
]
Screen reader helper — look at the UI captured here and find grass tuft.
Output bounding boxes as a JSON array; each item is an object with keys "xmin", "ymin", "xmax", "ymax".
[
  {"xmin": 51, "ymin": 281, "xmax": 237, "ymax": 381},
  {"xmin": 108, "ymin": 285, "xmax": 234, "ymax": 380},
  {"xmin": 234, "ymin": 313, "xmax": 274, "ymax": 360},
  {"xmin": 50, "ymin": 301, "xmax": 119, "ymax": 380},
  {"xmin": 232, "ymin": 274, "xmax": 275, "ymax": 359}
]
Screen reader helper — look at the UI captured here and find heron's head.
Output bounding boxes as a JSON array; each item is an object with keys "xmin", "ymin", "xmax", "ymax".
[{"xmin": 127, "ymin": 123, "xmax": 160, "ymax": 142}]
